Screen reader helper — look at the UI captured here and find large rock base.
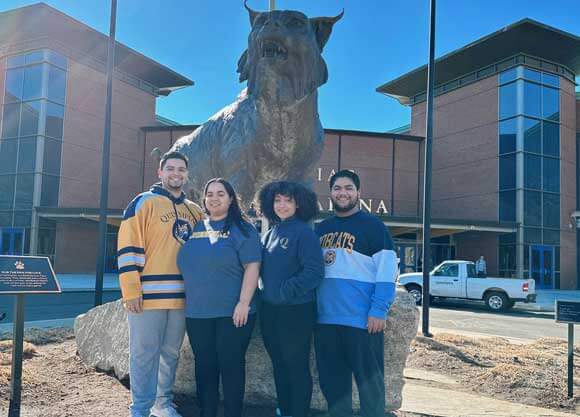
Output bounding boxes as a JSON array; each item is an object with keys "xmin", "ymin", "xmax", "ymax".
[{"xmin": 75, "ymin": 289, "xmax": 419, "ymax": 412}]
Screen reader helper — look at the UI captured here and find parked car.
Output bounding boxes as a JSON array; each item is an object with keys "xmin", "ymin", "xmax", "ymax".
[{"xmin": 398, "ymin": 260, "xmax": 536, "ymax": 312}]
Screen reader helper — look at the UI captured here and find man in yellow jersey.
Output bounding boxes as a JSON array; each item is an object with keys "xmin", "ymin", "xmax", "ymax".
[{"xmin": 117, "ymin": 151, "xmax": 203, "ymax": 417}]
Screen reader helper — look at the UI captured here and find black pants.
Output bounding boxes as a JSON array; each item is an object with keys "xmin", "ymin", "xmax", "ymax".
[
  {"xmin": 260, "ymin": 301, "xmax": 315, "ymax": 417},
  {"xmin": 186, "ymin": 315, "xmax": 256, "ymax": 417},
  {"xmin": 314, "ymin": 324, "xmax": 385, "ymax": 417}
]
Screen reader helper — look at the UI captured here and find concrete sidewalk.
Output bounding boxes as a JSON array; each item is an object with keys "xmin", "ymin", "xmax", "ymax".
[
  {"xmin": 402, "ymin": 368, "xmax": 578, "ymax": 417},
  {"xmin": 515, "ymin": 289, "xmax": 580, "ymax": 313}
]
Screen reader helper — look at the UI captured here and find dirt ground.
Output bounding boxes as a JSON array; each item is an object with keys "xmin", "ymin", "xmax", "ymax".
[
  {"xmin": 3, "ymin": 328, "xmax": 579, "ymax": 417},
  {"xmin": 0, "ymin": 328, "xmax": 423, "ymax": 417},
  {"xmin": 407, "ymin": 333, "xmax": 580, "ymax": 414}
]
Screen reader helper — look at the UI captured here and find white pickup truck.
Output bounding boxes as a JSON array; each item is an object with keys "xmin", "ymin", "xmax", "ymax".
[{"xmin": 398, "ymin": 260, "xmax": 536, "ymax": 312}]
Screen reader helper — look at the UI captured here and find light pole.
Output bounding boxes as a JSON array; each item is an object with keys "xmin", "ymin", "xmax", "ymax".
[
  {"xmin": 421, "ymin": 0, "xmax": 436, "ymax": 337},
  {"xmin": 94, "ymin": 0, "xmax": 117, "ymax": 306}
]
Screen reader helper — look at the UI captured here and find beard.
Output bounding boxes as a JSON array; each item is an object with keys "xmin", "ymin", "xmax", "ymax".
[{"xmin": 332, "ymin": 196, "xmax": 359, "ymax": 213}]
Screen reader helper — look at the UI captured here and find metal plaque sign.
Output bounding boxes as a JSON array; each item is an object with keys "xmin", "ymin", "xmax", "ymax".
[
  {"xmin": 0, "ymin": 255, "xmax": 61, "ymax": 294},
  {"xmin": 556, "ymin": 300, "xmax": 580, "ymax": 324}
]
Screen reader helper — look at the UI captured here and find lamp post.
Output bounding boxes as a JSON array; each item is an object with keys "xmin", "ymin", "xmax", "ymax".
[
  {"xmin": 421, "ymin": 0, "xmax": 436, "ymax": 337},
  {"xmin": 94, "ymin": 0, "xmax": 117, "ymax": 306}
]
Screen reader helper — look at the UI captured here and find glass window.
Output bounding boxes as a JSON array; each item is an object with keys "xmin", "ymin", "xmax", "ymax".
[
  {"xmin": 524, "ymin": 191, "xmax": 541, "ymax": 226},
  {"xmin": 17, "ymin": 137, "xmax": 36, "ymax": 173},
  {"xmin": 499, "ymin": 154, "xmax": 516, "ymax": 190},
  {"xmin": 543, "ymin": 229, "xmax": 560, "ymax": 245},
  {"xmin": 0, "ymin": 175, "xmax": 15, "ymax": 209},
  {"xmin": 543, "ymin": 157, "xmax": 559, "ymax": 192},
  {"xmin": 524, "ymin": 227, "xmax": 541, "ymax": 244},
  {"xmin": 43, "ymin": 137, "xmax": 62, "ymax": 175},
  {"xmin": 19, "ymin": 100, "xmax": 41, "ymax": 136},
  {"xmin": 499, "ymin": 245, "xmax": 516, "ymax": 270},
  {"xmin": 499, "ymin": 118, "xmax": 517, "ymax": 154},
  {"xmin": 22, "ymin": 65, "xmax": 44, "ymax": 100},
  {"xmin": 39, "ymin": 218, "xmax": 56, "ymax": 229},
  {"xmin": 524, "ymin": 154, "xmax": 541, "ymax": 189},
  {"xmin": 47, "ymin": 51, "xmax": 67, "ymax": 69},
  {"xmin": 40, "ymin": 174, "xmax": 59, "ymax": 207},
  {"xmin": 434, "ymin": 263, "xmax": 459, "ymax": 277},
  {"xmin": 556, "ymin": 247, "xmax": 560, "ymax": 271},
  {"xmin": 14, "ymin": 174, "xmax": 34, "ymax": 209},
  {"xmin": 523, "ymin": 117, "xmax": 541, "ymax": 153},
  {"xmin": 0, "ymin": 139, "xmax": 17, "ymax": 173},
  {"xmin": 542, "ymin": 73, "xmax": 559, "ymax": 88},
  {"xmin": 25, "ymin": 51, "xmax": 44, "ymax": 65},
  {"xmin": 47, "ymin": 66, "xmax": 66, "ymax": 103},
  {"xmin": 542, "ymin": 122, "xmax": 559, "ymax": 157},
  {"xmin": 13, "ymin": 210, "xmax": 31, "ymax": 227},
  {"xmin": 523, "ymin": 81, "xmax": 541, "ymax": 117},
  {"xmin": 499, "ymin": 68, "xmax": 517, "ymax": 84},
  {"xmin": 37, "ymin": 228, "xmax": 56, "ymax": 255},
  {"xmin": 543, "ymin": 193, "xmax": 559, "ymax": 228},
  {"xmin": 499, "ymin": 232, "xmax": 516, "ymax": 244},
  {"xmin": 542, "ymin": 86, "xmax": 559, "ymax": 122},
  {"xmin": 7, "ymin": 55, "xmax": 25, "ymax": 68},
  {"xmin": 4, "ymin": 68, "xmax": 24, "ymax": 102},
  {"xmin": 45, "ymin": 102, "xmax": 64, "ymax": 138},
  {"xmin": 0, "ymin": 211, "xmax": 11, "ymax": 226},
  {"xmin": 2, "ymin": 103, "xmax": 20, "ymax": 138},
  {"xmin": 499, "ymin": 191, "xmax": 516, "ymax": 222},
  {"xmin": 523, "ymin": 68, "xmax": 541, "ymax": 82},
  {"xmin": 499, "ymin": 82, "xmax": 518, "ymax": 120}
]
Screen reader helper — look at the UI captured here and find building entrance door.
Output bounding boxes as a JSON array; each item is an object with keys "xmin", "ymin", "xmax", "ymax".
[
  {"xmin": 0, "ymin": 227, "xmax": 25, "ymax": 255},
  {"xmin": 530, "ymin": 245, "xmax": 554, "ymax": 289},
  {"xmin": 398, "ymin": 244, "xmax": 417, "ymax": 274}
]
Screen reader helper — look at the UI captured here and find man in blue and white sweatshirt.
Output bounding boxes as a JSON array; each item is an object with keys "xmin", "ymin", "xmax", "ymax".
[{"xmin": 315, "ymin": 170, "xmax": 398, "ymax": 417}]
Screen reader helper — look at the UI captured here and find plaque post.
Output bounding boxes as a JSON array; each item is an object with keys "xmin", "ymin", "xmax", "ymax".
[
  {"xmin": 568, "ymin": 323, "xmax": 574, "ymax": 398},
  {"xmin": 8, "ymin": 294, "xmax": 25, "ymax": 417}
]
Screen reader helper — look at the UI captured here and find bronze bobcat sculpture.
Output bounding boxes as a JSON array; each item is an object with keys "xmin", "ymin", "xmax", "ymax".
[{"xmin": 172, "ymin": 3, "xmax": 342, "ymax": 205}]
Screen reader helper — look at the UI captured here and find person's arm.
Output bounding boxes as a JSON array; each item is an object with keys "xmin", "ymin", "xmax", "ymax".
[
  {"xmin": 233, "ymin": 262, "xmax": 260, "ymax": 327},
  {"xmin": 232, "ymin": 226, "xmax": 262, "ymax": 327},
  {"xmin": 117, "ymin": 196, "xmax": 149, "ymax": 313},
  {"xmin": 279, "ymin": 228, "xmax": 325, "ymax": 302},
  {"xmin": 368, "ymin": 225, "xmax": 398, "ymax": 333}
]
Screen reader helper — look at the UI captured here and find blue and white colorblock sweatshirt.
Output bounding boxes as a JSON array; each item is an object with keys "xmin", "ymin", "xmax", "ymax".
[{"xmin": 315, "ymin": 210, "xmax": 398, "ymax": 329}]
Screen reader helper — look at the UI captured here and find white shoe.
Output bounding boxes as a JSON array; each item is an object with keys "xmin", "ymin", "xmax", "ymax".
[{"xmin": 149, "ymin": 405, "xmax": 182, "ymax": 417}]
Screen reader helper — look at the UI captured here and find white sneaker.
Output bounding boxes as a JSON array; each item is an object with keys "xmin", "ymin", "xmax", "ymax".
[{"xmin": 149, "ymin": 405, "xmax": 182, "ymax": 417}]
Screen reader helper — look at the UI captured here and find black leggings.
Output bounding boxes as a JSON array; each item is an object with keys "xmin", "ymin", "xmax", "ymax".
[
  {"xmin": 260, "ymin": 301, "xmax": 316, "ymax": 417},
  {"xmin": 186, "ymin": 315, "xmax": 256, "ymax": 417}
]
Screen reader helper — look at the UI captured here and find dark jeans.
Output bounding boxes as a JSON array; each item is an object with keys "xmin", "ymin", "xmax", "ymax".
[
  {"xmin": 260, "ymin": 301, "xmax": 316, "ymax": 417},
  {"xmin": 314, "ymin": 324, "xmax": 385, "ymax": 417},
  {"xmin": 186, "ymin": 315, "xmax": 256, "ymax": 417}
]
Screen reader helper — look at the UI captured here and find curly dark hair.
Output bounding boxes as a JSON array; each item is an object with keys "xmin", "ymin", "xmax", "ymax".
[
  {"xmin": 202, "ymin": 178, "xmax": 251, "ymax": 237},
  {"xmin": 258, "ymin": 181, "xmax": 319, "ymax": 224}
]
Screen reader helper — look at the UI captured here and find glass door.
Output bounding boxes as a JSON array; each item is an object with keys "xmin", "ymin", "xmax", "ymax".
[
  {"xmin": 0, "ymin": 227, "xmax": 25, "ymax": 255},
  {"xmin": 398, "ymin": 244, "xmax": 417, "ymax": 274},
  {"xmin": 530, "ymin": 245, "xmax": 554, "ymax": 289}
]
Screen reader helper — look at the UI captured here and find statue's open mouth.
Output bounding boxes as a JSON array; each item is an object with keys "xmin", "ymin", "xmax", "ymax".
[{"xmin": 260, "ymin": 41, "xmax": 288, "ymax": 60}]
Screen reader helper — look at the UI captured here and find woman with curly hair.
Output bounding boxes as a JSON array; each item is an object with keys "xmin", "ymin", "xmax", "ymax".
[
  {"xmin": 177, "ymin": 178, "xmax": 261, "ymax": 417},
  {"xmin": 258, "ymin": 181, "xmax": 324, "ymax": 417}
]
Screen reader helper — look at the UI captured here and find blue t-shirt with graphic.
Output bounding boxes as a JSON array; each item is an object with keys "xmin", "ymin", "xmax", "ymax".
[{"xmin": 177, "ymin": 218, "xmax": 262, "ymax": 318}]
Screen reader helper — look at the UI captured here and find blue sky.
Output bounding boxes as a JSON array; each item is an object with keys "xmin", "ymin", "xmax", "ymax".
[{"xmin": 2, "ymin": 0, "xmax": 579, "ymax": 132}]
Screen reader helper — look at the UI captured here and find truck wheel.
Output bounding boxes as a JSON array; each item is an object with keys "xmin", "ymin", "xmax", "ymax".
[
  {"xmin": 406, "ymin": 284, "xmax": 423, "ymax": 305},
  {"xmin": 485, "ymin": 291, "xmax": 509, "ymax": 312}
]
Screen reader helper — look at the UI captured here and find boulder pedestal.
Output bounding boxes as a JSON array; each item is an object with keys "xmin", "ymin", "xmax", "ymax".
[{"xmin": 75, "ymin": 289, "xmax": 419, "ymax": 412}]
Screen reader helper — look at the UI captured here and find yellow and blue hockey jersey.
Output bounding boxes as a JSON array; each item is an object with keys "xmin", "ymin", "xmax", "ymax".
[{"xmin": 117, "ymin": 183, "xmax": 203, "ymax": 310}]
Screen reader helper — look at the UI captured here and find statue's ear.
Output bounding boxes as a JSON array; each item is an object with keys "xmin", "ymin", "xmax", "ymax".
[
  {"xmin": 237, "ymin": 49, "xmax": 249, "ymax": 82},
  {"xmin": 244, "ymin": 0, "xmax": 259, "ymax": 26},
  {"xmin": 310, "ymin": 10, "xmax": 344, "ymax": 52}
]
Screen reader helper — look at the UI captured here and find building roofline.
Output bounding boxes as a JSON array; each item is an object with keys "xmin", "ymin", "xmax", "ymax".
[
  {"xmin": 140, "ymin": 124, "xmax": 425, "ymax": 142},
  {"xmin": 377, "ymin": 18, "xmax": 580, "ymax": 103},
  {"xmin": 0, "ymin": 3, "xmax": 194, "ymax": 91}
]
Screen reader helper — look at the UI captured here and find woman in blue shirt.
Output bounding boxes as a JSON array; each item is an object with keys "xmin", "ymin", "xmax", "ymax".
[
  {"xmin": 258, "ymin": 181, "xmax": 324, "ymax": 417},
  {"xmin": 177, "ymin": 178, "xmax": 261, "ymax": 417}
]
